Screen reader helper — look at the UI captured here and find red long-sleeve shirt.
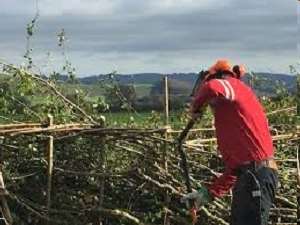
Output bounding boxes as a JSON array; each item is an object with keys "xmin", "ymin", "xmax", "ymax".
[{"xmin": 191, "ymin": 76, "xmax": 274, "ymax": 198}]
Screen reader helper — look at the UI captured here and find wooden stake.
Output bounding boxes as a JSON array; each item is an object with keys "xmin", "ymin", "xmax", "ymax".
[
  {"xmin": 163, "ymin": 75, "xmax": 170, "ymax": 168},
  {"xmin": 163, "ymin": 76, "xmax": 170, "ymax": 225},
  {"xmin": 297, "ymin": 146, "xmax": 300, "ymax": 185},
  {"xmin": 164, "ymin": 76, "xmax": 169, "ymax": 125},
  {"xmin": 0, "ymin": 171, "xmax": 12, "ymax": 225},
  {"xmin": 46, "ymin": 115, "xmax": 54, "ymax": 224}
]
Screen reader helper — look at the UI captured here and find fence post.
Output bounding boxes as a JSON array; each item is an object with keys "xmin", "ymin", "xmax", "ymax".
[
  {"xmin": 163, "ymin": 75, "xmax": 170, "ymax": 170},
  {"xmin": 164, "ymin": 76, "xmax": 169, "ymax": 126},
  {"xmin": 297, "ymin": 146, "xmax": 300, "ymax": 186},
  {"xmin": 163, "ymin": 76, "xmax": 170, "ymax": 225},
  {"xmin": 46, "ymin": 114, "xmax": 54, "ymax": 224}
]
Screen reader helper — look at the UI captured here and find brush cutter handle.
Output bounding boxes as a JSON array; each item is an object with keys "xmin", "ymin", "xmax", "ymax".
[
  {"xmin": 178, "ymin": 119, "xmax": 196, "ymax": 192},
  {"xmin": 178, "ymin": 119, "xmax": 196, "ymax": 143},
  {"xmin": 177, "ymin": 119, "xmax": 198, "ymax": 224}
]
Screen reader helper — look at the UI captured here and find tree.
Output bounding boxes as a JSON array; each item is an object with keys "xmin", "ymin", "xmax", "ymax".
[{"xmin": 105, "ymin": 84, "xmax": 137, "ymax": 111}]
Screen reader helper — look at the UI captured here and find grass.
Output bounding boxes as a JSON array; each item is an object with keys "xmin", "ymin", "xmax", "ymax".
[{"xmin": 103, "ymin": 110, "xmax": 213, "ymax": 129}]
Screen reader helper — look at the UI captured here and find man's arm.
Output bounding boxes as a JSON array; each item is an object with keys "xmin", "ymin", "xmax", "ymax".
[
  {"xmin": 190, "ymin": 79, "xmax": 228, "ymax": 116},
  {"xmin": 208, "ymin": 167, "xmax": 237, "ymax": 198},
  {"xmin": 189, "ymin": 79, "xmax": 237, "ymax": 198}
]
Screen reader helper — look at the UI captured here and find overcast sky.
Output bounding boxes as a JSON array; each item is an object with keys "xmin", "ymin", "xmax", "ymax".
[{"xmin": 0, "ymin": 0, "xmax": 298, "ymax": 76}]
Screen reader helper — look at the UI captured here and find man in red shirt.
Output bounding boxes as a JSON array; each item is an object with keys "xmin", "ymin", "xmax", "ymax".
[{"xmin": 181, "ymin": 60, "xmax": 279, "ymax": 225}]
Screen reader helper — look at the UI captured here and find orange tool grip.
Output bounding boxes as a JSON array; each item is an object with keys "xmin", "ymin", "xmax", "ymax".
[{"xmin": 189, "ymin": 206, "xmax": 198, "ymax": 225}]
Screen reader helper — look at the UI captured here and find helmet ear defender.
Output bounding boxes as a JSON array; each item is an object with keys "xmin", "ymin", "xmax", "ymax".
[
  {"xmin": 233, "ymin": 65, "xmax": 241, "ymax": 78},
  {"xmin": 233, "ymin": 65, "xmax": 246, "ymax": 79}
]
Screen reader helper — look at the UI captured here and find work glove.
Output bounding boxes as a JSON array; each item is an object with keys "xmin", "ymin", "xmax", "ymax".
[{"xmin": 181, "ymin": 186, "xmax": 213, "ymax": 209}]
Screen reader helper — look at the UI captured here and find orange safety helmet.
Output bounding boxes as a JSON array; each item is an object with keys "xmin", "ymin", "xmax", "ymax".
[{"xmin": 208, "ymin": 59, "xmax": 232, "ymax": 75}]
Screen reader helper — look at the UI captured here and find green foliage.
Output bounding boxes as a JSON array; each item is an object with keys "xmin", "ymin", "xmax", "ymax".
[
  {"xmin": 104, "ymin": 84, "xmax": 137, "ymax": 112},
  {"xmin": 26, "ymin": 18, "xmax": 37, "ymax": 37},
  {"xmin": 24, "ymin": 11, "xmax": 39, "ymax": 69},
  {"xmin": 57, "ymin": 29, "xmax": 77, "ymax": 82}
]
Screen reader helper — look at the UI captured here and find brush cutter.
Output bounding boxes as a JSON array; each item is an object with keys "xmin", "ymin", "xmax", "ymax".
[{"xmin": 176, "ymin": 71, "xmax": 208, "ymax": 224}]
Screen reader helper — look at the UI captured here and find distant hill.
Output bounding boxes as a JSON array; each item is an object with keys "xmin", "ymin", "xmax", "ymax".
[
  {"xmin": 51, "ymin": 72, "xmax": 296, "ymax": 98},
  {"xmin": 242, "ymin": 73, "xmax": 296, "ymax": 96},
  {"xmin": 79, "ymin": 73, "xmax": 165, "ymax": 85},
  {"xmin": 74, "ymin": 72, "xmax": 296, "ymax": 95}
]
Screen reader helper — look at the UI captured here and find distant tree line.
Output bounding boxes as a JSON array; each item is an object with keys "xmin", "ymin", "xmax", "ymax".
[{"xmin": 105, "ymin": 79, "xmax": 191, "ymax": 112}]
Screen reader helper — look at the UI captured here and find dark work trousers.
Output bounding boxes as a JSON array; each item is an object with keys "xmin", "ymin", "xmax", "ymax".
[{"xmin": 230, "ymin": 166, "xmax": 279, "ymax": 225}]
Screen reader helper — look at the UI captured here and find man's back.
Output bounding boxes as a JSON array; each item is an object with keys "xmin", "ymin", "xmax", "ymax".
[{"xmin": 193, "ymin": 76, "xmax": 274, "ymax": 169}]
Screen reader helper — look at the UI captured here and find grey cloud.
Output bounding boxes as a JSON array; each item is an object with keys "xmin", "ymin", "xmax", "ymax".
[
  {"xmin": 43, "ymin": 8, "xmax": 296, "ymax": 54},
  {"xmin": 0, "ymin": 0, "xmax": 297, "ymax": 74}
]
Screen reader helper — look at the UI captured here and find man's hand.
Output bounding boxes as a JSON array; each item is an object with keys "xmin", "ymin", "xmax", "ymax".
[
  {"xmin": 189, "ymin": 108, "xmax": 202, "ymax": 121},
  {"xmin": 181, "ymin": 186, "xmax": 213, "ymax": 209},
  {"xmin": 190, "ymin": 112, "xmax": 201, "ymax": 121},
  {"xmin": 185, "ymin": 102, "xmax": 202, "ymax": 121}
]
